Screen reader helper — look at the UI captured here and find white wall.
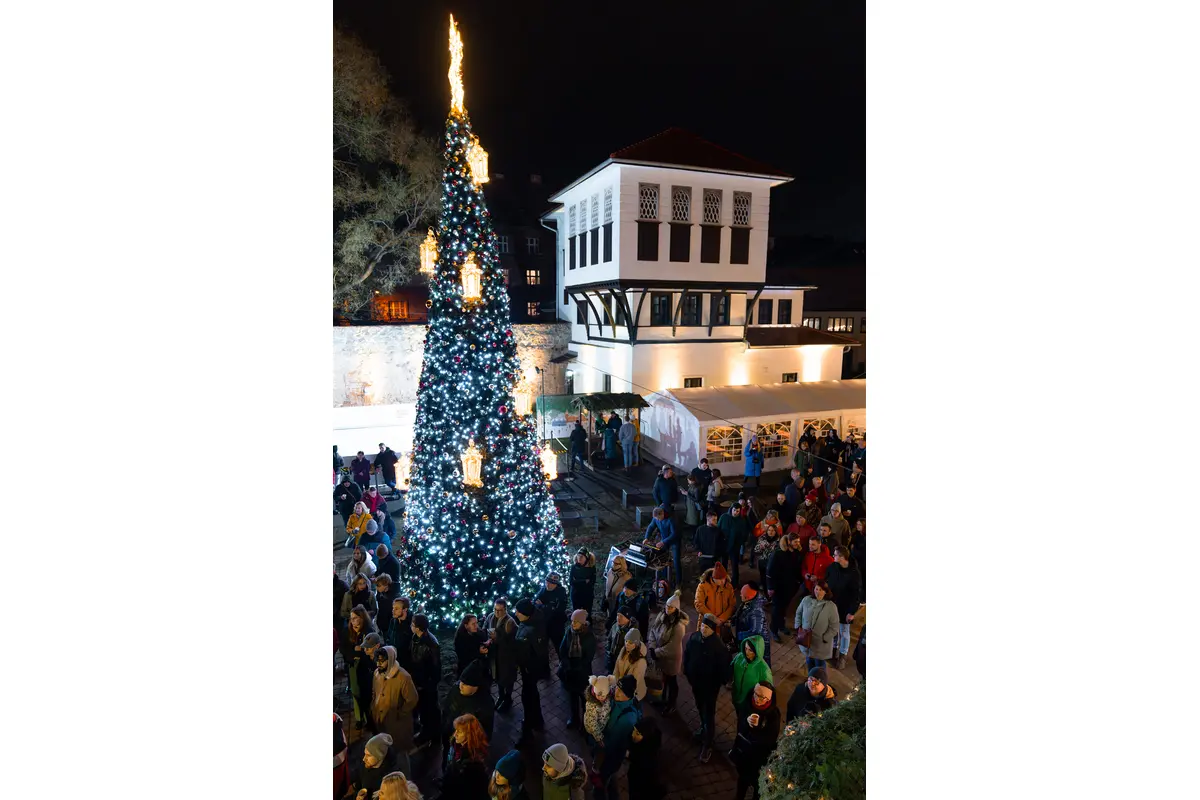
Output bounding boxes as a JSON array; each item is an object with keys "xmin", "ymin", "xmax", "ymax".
[{"xmin": 629, "ymin": 342, "xmax": 844, "ymax": 394}]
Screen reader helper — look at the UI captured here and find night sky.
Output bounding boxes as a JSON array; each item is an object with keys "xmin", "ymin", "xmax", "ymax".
[{"xmin": 335, "ymin": 1, "xmax": 864, "ymax": 240}]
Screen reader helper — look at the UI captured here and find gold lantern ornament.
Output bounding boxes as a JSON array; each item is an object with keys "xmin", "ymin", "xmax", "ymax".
[
  {"xmin": 419, "ymin": 228, "xmax": 437, "ymax": 276},
  {"xmin": 461, "ymin": 253, "xmax": 482, "ymax": 304},
  {"xmin": 540, "ymin": 442, "xmax": 558, "ymax": 481},
  {"xmin": 397, "ymin": 451, "xmax": 412, "ymax": 490},
  {"xmin": 467, "ymin": 133, "xmax": 489, "ymax": 186},
  {"xmin": 513, "ymin": 367, "xmax": 537, "ymax": 417},
  {"xmin": 461, "ymin": 438, "xmax": 484, "ymax": 487}
]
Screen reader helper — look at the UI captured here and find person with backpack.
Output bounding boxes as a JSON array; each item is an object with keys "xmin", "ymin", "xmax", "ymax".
[{"xmin": 514, "ymin": 598, "xmax": 549, "ymax": 747}]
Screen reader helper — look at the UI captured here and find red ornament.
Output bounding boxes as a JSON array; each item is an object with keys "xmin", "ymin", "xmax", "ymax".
[{"xmin": 499, "ymin": 405, "xmax": 507, "ymax": 414}]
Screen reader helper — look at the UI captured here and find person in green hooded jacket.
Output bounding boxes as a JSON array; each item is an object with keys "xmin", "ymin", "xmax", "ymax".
[{"xmin": 731, "ymin": 634, "xmax": 773, "ymax": 707}]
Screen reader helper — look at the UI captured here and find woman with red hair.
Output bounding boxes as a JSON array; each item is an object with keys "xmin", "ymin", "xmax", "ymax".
[{"xmin": 441, "ymin": 713, "xmax": 490, "ymax": 798}]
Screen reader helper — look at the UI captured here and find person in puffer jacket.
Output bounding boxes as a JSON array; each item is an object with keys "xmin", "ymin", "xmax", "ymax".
[
  {"xmin": 647, "ymin": 591, "xmax": 689, "ymax": 715},
  {"xmin": 734, "ymin": 582, "xmax": 771, "ymax": 666},
  {"xmin": 541, "ymin": 742, "xmax": 588, "ymax": 800},
  {"xmin": 583, "ymin": 674, "xmax": 614, "ymax": 749}
]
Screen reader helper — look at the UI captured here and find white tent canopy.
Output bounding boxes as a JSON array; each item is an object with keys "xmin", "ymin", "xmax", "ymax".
[{"xmin": 666, "ymin": 380, "xmax": 866, "ymax": 424}]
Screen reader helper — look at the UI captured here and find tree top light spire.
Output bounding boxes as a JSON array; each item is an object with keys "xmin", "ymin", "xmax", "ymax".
[{"xmin": 448, "ymin": 14, "xmax": 465, "ymax": 115}]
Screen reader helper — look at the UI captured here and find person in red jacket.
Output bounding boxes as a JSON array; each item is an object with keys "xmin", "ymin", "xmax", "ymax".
[
  {"xmin": 800, "ymin": 535, "xmax": 833, "ymax": 595},
  {"xmin": 786, "ymin": 510, "xmax": 817, "ymax": 553},
  {"xmin": 363, "ymin": 485, "xmax": 385, "ymax": 515}
]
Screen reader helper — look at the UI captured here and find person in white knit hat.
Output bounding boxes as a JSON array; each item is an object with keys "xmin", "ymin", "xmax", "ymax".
[{"xmin": 648, "ymin": 590, "xmax": 689, "ymax": 715}]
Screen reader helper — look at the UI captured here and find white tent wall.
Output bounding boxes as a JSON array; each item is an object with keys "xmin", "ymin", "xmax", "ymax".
[{"xmin": 641, "ymin": 392, "xmax": 703, "ymax": 470}]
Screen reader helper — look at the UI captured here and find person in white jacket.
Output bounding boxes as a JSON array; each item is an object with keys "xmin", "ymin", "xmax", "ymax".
[
  {"xmin": 344, "ymin": 546, "xmax": 377, "ymax": 586},
  {"xmin": 612, "ymin": 627, "xmax": 648, "ymax": 700},
  {"xmin": 618, "ymin": 415, "xmax": 638, "ymax": 471}
]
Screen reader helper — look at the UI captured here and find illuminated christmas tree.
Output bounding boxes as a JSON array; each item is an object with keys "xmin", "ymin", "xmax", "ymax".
[{"xmin": 397, "ymin": 15, "xmax": 569, "ymax": 627}]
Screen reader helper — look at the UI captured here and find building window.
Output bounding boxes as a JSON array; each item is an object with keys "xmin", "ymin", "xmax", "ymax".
[
  {"xmin": 756, "ymin": 421, "xmax": 791, "ymax": 459},
  {"xmin": 702, "ymin": 189, "xmax": 722, "ymax": 224},
  {"xmin": 778, "ymin": 299, "xmax": 793, "ymax": 325},
  {"xmin": 603, "ymin": 187, "xmax": 613, "ymax": 223},
  {"xmin": 827, "ymin": 317, "xmax": 853, "ymax": 332},
  {"xmin": 525, "ymin": 268, "xmax": 541, "ymax": 285},
  {"xmin": 650, "ymin": 292, "xmax": 672, "ymax": 326},
  {"xmin": 757, "ymin": 299, "xmax": 774, "ymax": 325},
  {"xmin": 602, "ymin": 187, "xmax": 614, "ymax": 262},
  {"xmin": 565, "ymin": 372, "xmax": 575, "ymax": 394},
  {"xmin": 680, "ymin": 294, "xmax": 701, "ymax": 326},
  {"xmin": 591, "ymin": 194, "xmax": 600, "ymax": 229},
  {"xmin": 730, "ymin": 191, "xmax": 751, "ymax": 264},
  {"xmin": 578, "ymin": 202, "xmax": 589, "ymax": 267},
  {"xmin": 861, "ymin": 317, "xmax": 866, "ymax": 333},
  {"xmin": 576, "ymin": 299, "xmax": 587, "ymax": 325},
  {"xmin": 732, "ymin": 192, "xmax": 751, "ymax": 226},
  {"xmin": 603, "ymin": 373, "xmax": 612, "ymax": 393},
  {"xmin": 705, "ymin": 425, "xmax": 744, "ymax": 463},
  {"xmin": 381, "ymin": 299, "xmax": 408, "ymax": 321},
  {"xmin": 801, "ymin": 418, "xmax": 838, "ymax": 438},
  {"xmin": 527, "ymin": 302, "xmax": 540, "ymax": 317},
  {"xmin": 568, "ymin": 206, "xmax": 577, "ymax": 236},
  {"xmin": 710, "ymin": 294, "xmax": 730, "ymax": 326},
  {"xmin": 526, "ymin": 237, "xmax": 541, "ymax": 255},
  {"xmin": 638, "ymin": 184, "xmax": 659, "ymax": 220},
  {"xmin": 497, "ymin": 235, "xmax": 510, "ymax": 254},
  {"xmin": 683, "ymin": 377, "xmax": 703, "ymax": 388},
  {"xmin": 782, "ymin": 372, "xmax": 798, "ymax": 383},
  {"xmin": 802, "ymin": 317, "xmax": 822, "ymax": 329},
  {"xmin": 671, "ymin": 186, "xmax": 691, "ymax": 222}
]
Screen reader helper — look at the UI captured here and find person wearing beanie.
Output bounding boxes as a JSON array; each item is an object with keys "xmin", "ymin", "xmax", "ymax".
[
  {"xmin": 485, "ymin": 597, "xmax": 520, "ymax": 712},
  {"xmin": 370, "ymin": 645, "xmax": 417, "ymax": 777},
  {"xmin": 786, "ymin": 508, "xmax": 818, "ymax": 556},
  {"xmin": 786, "ymin": 667, "xmax": 838, "ymax": 722},
  {"xmin": 569, "ymin": 547, "xmax": 597, "ymax": 613},
  {"xmin": 535, "ymin": 572, "xmax": 569, "ymax": 652},
  {"xmin": 648, "ymin": 590, "xmax": 689, "ymax": 715},
  {"xmin": 801, "ymin": 490, "xmax": 823, "ymax": 529},
  {"xmin": 734, "ymin": 581, "xmax": 771, "ymax": 666},
  {"xmin": 490, "ymin": 749, "xmax": 530, "ymax": 800},
  {"xmin": 694, "ymin": 561, "xmax": 736, "ymax": 632},
  {"xmin": 514, "ymin": 597, "xmax": 550, "ymax": 747},
  {"xmin": 766, "ymin": 535, "xmax": 802, "ymax": 644},
  {"xmin": 374, "ymin": 542, "xmax": 400, "ymax": 583},
  {"xmin": 626, "ymin": 716, "xmax": 665, "ymax": 800},
  {"xmin": 409, "ymin": 614, "xmax": 442, "ymax": 749},
  {"xmin": 358, "ymin": 516, "xmax": 389, "ymax": 555},
  {"xmin": 732, "ymin": 681, "xmax": 781, "ymax": 800},
  {"xmin": 612, "ymin": 628, "xmax": 648, "ymax": 701},
  {"xmin": 351, "ymin": 732, "xmax": 397, "ymax": 800},
  {"xmin": 372, "ymin": 573, "xmax": 399, "ymax": 633},
  {"xmin": 684, "ymin": 612, "xmax": 734, "ymax": 762},
  {"xmin": 557, "ymin": 608, "xmax": 597, "ymax": 729},
  {"xmin": 596, "ymin": 677, "xmax": 643, "ymax": 799},
  {"xmin": 717, "ymin": 502, "xmax": 751, "ymax": 586},
  {"xmin": 583, "ymin": 675, "xmax": 615, "ymax": 748},
  {"xmin": 693, "ymin": 509, "xmax": 724, "ymax": 574},
  {"xmin": 606, "ymin": 606, "xmax": 635, "ymax": 673},
  {"xmin": 441, "ymin": 657, "xmax": 495, "ymax": 753},
  {"xmin": 540, "ymin": 743, "xmax": 587, "ymax": 800},
  {"xmin": 618, "ymin": 578, "xmax": 654, "ymax": 641},
  {"xmin": 604, "ymin": 554, "xmax": 634, "ymax": 626}
]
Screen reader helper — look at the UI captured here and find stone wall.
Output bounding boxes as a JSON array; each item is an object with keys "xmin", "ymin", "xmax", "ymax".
[{"xmin": 332, "ymin": 322, "xmax": 570, "ymax": 408}]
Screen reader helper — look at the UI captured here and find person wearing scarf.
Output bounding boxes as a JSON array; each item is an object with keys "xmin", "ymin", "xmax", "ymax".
[{"xmin": 556, "ymin": 608, "xmax": 597, "ymax": 729}]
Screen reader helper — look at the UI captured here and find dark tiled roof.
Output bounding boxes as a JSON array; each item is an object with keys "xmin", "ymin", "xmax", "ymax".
[
  {"xmin": 610, "ymin": 128, "xmax": 791, "ymax": 179},
  {"xmin": 746, "ymin": 327, "xmax": 861, "ymax": 348}
]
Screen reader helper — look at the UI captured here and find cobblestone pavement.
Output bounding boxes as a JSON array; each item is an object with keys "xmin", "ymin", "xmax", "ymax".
[{"xmin": 334, "ymin": 460, "xmax": 864, "ymax": 799}]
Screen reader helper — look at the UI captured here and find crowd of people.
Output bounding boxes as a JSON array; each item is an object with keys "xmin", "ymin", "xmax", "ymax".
[{"xmin": 333, "ymin": 428, "xmax": 865, "ymax": 800}]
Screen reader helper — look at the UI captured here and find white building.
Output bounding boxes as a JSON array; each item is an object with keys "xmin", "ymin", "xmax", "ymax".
[{"xmin": 539, "ymin": 128, "xmax": 862, "ymax": 468}]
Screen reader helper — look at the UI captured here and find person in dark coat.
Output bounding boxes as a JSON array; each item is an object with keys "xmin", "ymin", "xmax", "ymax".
[
  {"xmin": 357, "ymin": 519, "xmax": 389, "ymax": 556},
  {"xmin": 693, "ymin": 509, "xmax": 724, "ymax": 574},
  {"xmin": 825, "ymin": 545, "xmax": 863, "ymax": 669},
  {"xmin": 514, "ymin": 598, "xmax": 549, "ymax": 745},
  {"xmin": 786, "ymin": 667, "xmax": 837, "ymax": 721},
  {"xmin": 440, "ymin": 660, "xmax": 495, "ymax": 749},
  {"xmin": 409, "ymin": 614, "xmax": 442, "ymax": 747},
  {"xmin": 569, "ymin": 547, "xmax": 596, "ymax": 612},
  {"xmin": 352, "ymin": 733, "xmax": 398, "ymax": 800},
  {"xmin": 557, "ymin": 608, "xmax": 597, "ymax": 729},
  {"xmin": 607, "ymin": 605, "xmax": 635, "ymax": 674},
  {"xmin": 374, "ymin": 506, "xmax": 397, "ymax": 544},
  {"xmin": 384, "ymin": 597, "xmax": 414, "ymax": 673},
  {"xmin": 766, "ymin": 535, "xmax": 802, "ymax": 644},
  {"xmin": 352, "ymin": 631, "xmax": 383, "ymax": 734},
  {"xmin": 375, "ymin": 443, "xmax": 399, "ymax": 495},
  {"xmin": 454, "ymin": 613, "xmax": 491, "ymax": 681},
  {"xmin": 372, "ymin": 574, "xmax": 400, "ymax": 634},
  {"xmin": 333, "ymin": 567, "xmax": 349, "ymax": 635},
  {"xmin": 535, "ymin": 573, "xmax": 569, "ymax": 651},
  {"xmin": 485, "ymin": 597, "xmax": 519, "ymax": 712},
  {"xmin": 619, "ymin": 578, "xmax": 655, "ymax": 641},
  {"xmin": 568, "ymin": 420, "xmax": 588, "ymax": 474},
  {"xmin": 684, "ymin": 613, "xmax": 734, "ymax": 763},
  {"xmin": 689, "ymin": 459, "xmax": 714, "ymax": 507},
  {"xmin": 849, "ymin": 517, "xmax": 867, "ymax": 599},
  {"xmin": 854, "ymin": 625, "xmax": 866, "ymax": 677},
  {"xmin": 718, "ymin": 503, "xmax": 751, "ymax": 586},
  {"xmin": 835, "ymin": 484, "xmax": 864, "ymax": 524},
  {"xmin": 732, "ymin": 681, "xmax": 781, "ymax": 800},
  {"xmin": 350, "ymin": 450, "xmax": 372, "ymax": 492},
  {"xmin": 603, "ymin": 412, "xmax": 620, "ymax": 464},
  {"xmin": 373, "ymin": 544, "xmax": 400, "ymax": 583},
  {"xmin": 627, "ymin": 717, "xmax": 665, "ymax": 800},
  {"xmin": 442, "ymin": 714, "xmax": 491, "ymax": 800},
  {"xmin": 652, "ymin": 467, "xmax": 679, "ymax": 514},
  {"xmin": 333, "ymin": 478, "xmax": 362, "ymax": 527}
]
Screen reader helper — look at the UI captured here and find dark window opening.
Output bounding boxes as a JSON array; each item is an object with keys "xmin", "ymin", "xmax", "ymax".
[
  {"xmin": 778, "ymin": 299, "xmax": 793, "ymax": 325},
  {"xmin": 730, "ymin": 227, "xmax": 751, "ymax": 264},
  {"xmin": 710, "ymin": 294, "xmax": 730, "ymax": 326},
  {"xmin": 757, "ymin": 299, "xmax": 773, "ymax": 325},
  {"xmin": 575, "ymin": 300, "xmax": 587, "ymax": 324},
  {"xmin": 565, "ymin": 373, "xmax": 575, "ymax": 394},
  {"xmin": 602, "ymin": 223, "xmax": 613, "ymax": 262},
  {"xmin": 782, "ymin": 372, "xmax": 798, "ymax": 383},
  {"xmin": 602, "ymin": 373, "xmax": 612, "ymax": 393},
  {"xmin": 680, "ymin": 294, "xmax": 701, "ymax": 326},
  {"xmin": 669, "ymin": 222, "xmax": 691, "ymax": 262},
  {"xmin": 579, "ymin": 231, "xmax": 588, "ymax": 267},
  {"xmin": 637, "ymin": 221, "xmax": 659, "ymax": 261},
  {"xmin": 700, "ymin": 226, "xmax": 722, "ymax": 263},
  {"xmin": 590, "ymin": 227, "xmax": 600, "ymax": 263},
  {"xmin": 568, "ymin": 237, "xmax": 576, "ymax": 270},
  {"xmin": 683, "ymin": 377, "xmax": 703, "ymax": 388},
  {"xmin": 650, "ymin": 292, "xmax": 672, "ymax": 326}
]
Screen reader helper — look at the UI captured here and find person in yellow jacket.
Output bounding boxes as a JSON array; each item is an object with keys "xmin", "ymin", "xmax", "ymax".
[
  {"xmin": 632, "ymin": 416, "xmax": 642, "ymax": 465},
  {"xmin": 346, "ymin": 501, "xmax": 372, "ymax": 545}
]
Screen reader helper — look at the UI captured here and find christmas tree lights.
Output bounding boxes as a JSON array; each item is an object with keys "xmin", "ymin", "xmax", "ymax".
[{"xmin": 396, "ymin": 14, "xmax": 569, "ymax": 626}]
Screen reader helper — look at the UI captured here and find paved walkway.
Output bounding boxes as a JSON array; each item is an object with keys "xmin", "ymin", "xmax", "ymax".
[{"xmin": 334, "ymin": 461, "xmax": 864, "ymax": 799}]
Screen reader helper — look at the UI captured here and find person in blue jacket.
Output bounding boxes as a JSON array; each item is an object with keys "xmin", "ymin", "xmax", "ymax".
[
  {"xmin": 596, "ymin": 674, "xmax": 643, "ymax": 800},
  {"xmin": 652, "ymin": 466, "xmax": 679, "ymax": 513},
  {"xmin": 742, "ymin": 433, "xmax": 764, "ymax": 489},
  {"xmin": 643, "ymin": 506, "xmax": 683, "ymax": 590}
]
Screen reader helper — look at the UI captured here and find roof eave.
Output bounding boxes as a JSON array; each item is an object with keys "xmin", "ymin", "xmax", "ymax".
[
  {"xmin": 613, "ymin": 159, "xmax": 793, "ymax": 185},
  {"xmin": 547, "ymin": 160, "xmax": 617, "ymax": 201}
]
